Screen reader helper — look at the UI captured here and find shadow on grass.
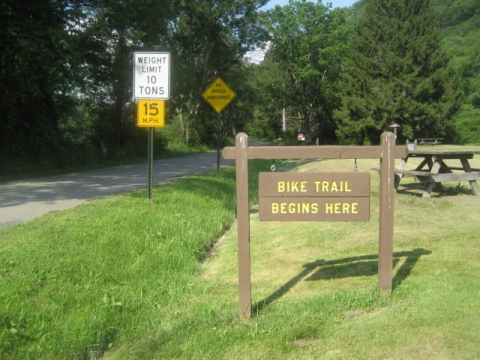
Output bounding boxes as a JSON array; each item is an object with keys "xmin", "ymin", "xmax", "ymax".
[
  {"xmin": 397, "ymin": 182, "xmax": 474, "ymax": 197},
  {"xmin": 253, "ymin": 248, "xmax": 431, "ymax": 314}
]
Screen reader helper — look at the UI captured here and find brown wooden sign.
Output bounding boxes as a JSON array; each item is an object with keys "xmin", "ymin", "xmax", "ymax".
[
  {"xmin": 259, "ymin": 172, "xmax": 370, "ymax": 221},
  {"xmin": 222, "ymin": 132, "xmax": 407, "ymax": 319}
]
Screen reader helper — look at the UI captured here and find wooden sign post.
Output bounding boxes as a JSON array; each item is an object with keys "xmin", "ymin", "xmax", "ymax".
[{"xmin": 222, "ymin": 132, "xmax": 406, "ymax": 318}]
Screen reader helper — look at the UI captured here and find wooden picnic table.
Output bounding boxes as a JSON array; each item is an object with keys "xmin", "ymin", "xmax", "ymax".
[
  {"xmin": 395, "ymin": 149, "xmax": 480, "ymax": 197},
  {"xmin": 415, "ymin": 138, "xmax": 443, "ymax": 145}
]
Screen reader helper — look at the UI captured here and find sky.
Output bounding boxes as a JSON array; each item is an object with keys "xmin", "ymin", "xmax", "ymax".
[{"xmin": 261, "ymin": 0, "xmax": 358, "ymax": 11}]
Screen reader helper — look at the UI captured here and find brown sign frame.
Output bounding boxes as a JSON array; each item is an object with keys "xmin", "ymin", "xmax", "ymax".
[{"xmin": 222, "ymin": 132, "xmax": 407, "ymax": 319}]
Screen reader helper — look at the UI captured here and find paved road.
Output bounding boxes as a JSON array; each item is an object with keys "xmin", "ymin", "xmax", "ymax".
[{"xmin": 0, "ymin": 151, "xmax": 234, "ymax": 228}]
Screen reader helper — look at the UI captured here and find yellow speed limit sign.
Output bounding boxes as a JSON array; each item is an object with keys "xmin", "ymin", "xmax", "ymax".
[{"xmin": 137, "ymin": 99, "xmax": 165, "ymax": 127}]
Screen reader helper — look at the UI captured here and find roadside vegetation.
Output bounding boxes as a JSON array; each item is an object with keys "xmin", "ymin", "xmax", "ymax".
[
  {"xmin": 0, "ymin": 135, "xmax": 209, "ymax": 183},
  {"xmin": 1, "ymin": 148, "xmax": 479, "ymax": 359}
]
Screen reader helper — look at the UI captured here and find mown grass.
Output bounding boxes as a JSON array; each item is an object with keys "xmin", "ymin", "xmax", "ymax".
[
  {"xmin": 1, "ymin": 148, "xmax": 480, "ymax": 359},
  {"xmin": 0, "ymin": 159, "xmax": 268, "ymax": 359}
]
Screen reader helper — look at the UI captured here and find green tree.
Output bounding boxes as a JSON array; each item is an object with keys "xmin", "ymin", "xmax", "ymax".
[
  {"xmin": 431, "ymin": 0, "xmax": 480, "ymax": 144},
  {"xmin": 264, "ymin": 0, "xmax": 350, "ymax": 143},
  {"xmin": 335, "ymin": 0, "xmax": 462, "ymax": 145},
  {"xmin": 167, "ymin": 0, "xmax": 268, "ymax": 146},
  {"xmin": 74, "ymin": 0, "xmax": 173, "ymax": 151},
  {"xmin": 245, "ymin": 58, "xmax": 286, "ymax": 140},
  {"xmin": 0, "ymin": 0, "xmax": 77, "ymax": 160},
  {"xmin": 0, "ymin": 0, "xmax": 270, "ymax": 166}
]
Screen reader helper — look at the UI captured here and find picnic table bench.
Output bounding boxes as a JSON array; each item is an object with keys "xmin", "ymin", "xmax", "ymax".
[
  {"xmin": 415, "ymin": 138, "xmax": 443, "ymax": 145},
  {"xmin": 394, "ymin": 150, "xmax": 480, "ymax": 197}
]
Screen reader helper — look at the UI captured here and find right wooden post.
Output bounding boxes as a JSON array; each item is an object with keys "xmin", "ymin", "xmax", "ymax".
[{"xmin": 378, "ymin": 132, "xmax": 395, "ymax": 294}]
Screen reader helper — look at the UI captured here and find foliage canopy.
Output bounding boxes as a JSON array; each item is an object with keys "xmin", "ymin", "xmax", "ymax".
[{"xmin": 1, "ymin": 0, "xmax": 479, "ymax": 170}]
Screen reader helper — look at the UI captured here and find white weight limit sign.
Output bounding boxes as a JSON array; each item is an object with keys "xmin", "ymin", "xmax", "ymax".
[{"xmin": 133, "ymin": 52, "xmax": 170, "ymax": 99}]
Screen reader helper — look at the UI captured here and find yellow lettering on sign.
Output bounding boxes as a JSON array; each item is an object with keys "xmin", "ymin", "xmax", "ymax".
[
  {"xmin": 271, "ymin": 202, "xmax": 319, "ymax": 214},
  {"xmin": 325, "ymin": 202, "xmax": 359, "ymax": 214},
  {"xmin": 301, "ymin": 182, "xmax": 307, "ymax": 192},
  {"xmin": 315, "ymin": 181, "xmax": 352, "ymax": 192},
  {"xmin": 322, "ymin": 181, "xmax": 329, "ymax": 192},
  {"xmin": 277, "ymin": 181, "xmax": 307, "ymax": 192},
  {"xmin": 272, "ymin": 203, "xmax": 279, "ymax": 213},
  {"xmin": 352, "ymin": 202, "xmax": 358, "ymax": 213}
]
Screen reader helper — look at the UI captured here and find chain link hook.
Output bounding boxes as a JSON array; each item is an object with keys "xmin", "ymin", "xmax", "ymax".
[{"xmin": 271, "ymin": 159, "xmax": 276, "ymax": 172}]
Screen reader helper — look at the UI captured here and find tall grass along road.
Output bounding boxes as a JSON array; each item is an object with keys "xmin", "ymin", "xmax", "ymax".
[{"xmin": 0, "ymin": 152, "xmax": 234, "ymax": 228}]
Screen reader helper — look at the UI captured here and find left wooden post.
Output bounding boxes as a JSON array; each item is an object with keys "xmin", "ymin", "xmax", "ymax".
[{"xmin": 236, "ymin": 133, "xmax": 252, "ymax": 319}]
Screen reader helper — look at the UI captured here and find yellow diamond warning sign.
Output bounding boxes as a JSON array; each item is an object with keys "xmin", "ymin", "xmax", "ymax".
[{"xmin": 202, "ymin": 77, "xmax": 236, "ymax": 113}]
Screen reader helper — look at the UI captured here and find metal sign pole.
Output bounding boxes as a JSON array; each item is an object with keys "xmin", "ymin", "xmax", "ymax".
[
  {"xmin": 217, "ymin": 113, "xmax": 221, "ymax": 176},
  {"xmin": 148, "ymin": 127, "xmax": 154, "ymax": 203},
  {"xmin": 133, "ymin": 52, "xmax": 170, "ymax": 204},
  {"xmin": 201, "ymin": 77, "xmax": 236, "ymax": 177}
]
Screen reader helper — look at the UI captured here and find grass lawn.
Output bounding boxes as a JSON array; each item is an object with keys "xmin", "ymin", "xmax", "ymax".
[{"xmin": 1, "ymin": 146, "xmax": 479, "ymax": 359}]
